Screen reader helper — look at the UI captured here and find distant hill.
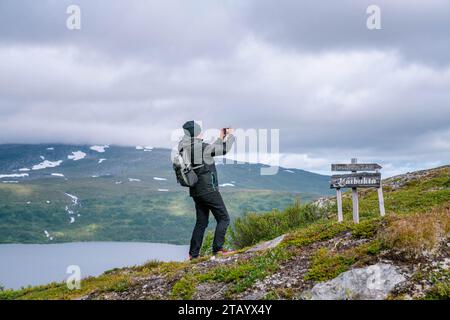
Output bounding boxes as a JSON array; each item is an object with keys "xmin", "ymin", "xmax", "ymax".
[{"xmin": 0, "ymin": 144, "xmax": 333, "ymax": 244}]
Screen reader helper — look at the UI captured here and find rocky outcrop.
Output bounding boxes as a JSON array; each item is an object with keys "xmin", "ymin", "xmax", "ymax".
[
  {"xmin": 303, "ymin": 263, "xmax": 406, "ymax": 300},
  {"xmin": 383, "ymin": 165, "xmax": 449, "ymax": 190}
]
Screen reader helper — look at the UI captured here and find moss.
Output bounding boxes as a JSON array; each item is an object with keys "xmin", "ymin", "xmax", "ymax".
[
  {"xmin": 304, "ymin": 248, "xmax": 355, "ymax": 282},
  {"xmin": 171, "ymin": 275, "xmax": 197, "ymax": 300},
  {"xmin": 263, "ymin": 288, "xmax": 294, "ymax": 300},
  {"xmin": 423, "ymin": 282, "xmax": 450, "ymax": 300}
]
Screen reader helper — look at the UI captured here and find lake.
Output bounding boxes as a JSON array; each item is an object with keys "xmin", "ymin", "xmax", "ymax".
[{"xmin": 0, "ymin": 242, "xmax": 189, "ymax": 290}]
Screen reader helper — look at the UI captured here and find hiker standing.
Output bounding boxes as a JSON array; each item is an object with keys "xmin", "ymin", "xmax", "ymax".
[{"xmin": 176, "ymin": 121, "xmax": 235, "ymax": 259}]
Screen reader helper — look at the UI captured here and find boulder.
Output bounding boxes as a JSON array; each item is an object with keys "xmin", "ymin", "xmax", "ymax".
[{"xmin": 304, "ymin": 263, "xmax": 406, "ymax": 300}]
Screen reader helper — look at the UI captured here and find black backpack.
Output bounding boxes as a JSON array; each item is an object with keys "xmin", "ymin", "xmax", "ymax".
[{"xmin": 172, "ymin": 145, "xmax": 203, "ymax": 187}]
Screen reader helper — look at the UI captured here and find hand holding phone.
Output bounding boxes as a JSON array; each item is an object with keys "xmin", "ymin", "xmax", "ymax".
[{"xmin": 220, "ymin": 127, "xmax": 233, "ymax": 139}]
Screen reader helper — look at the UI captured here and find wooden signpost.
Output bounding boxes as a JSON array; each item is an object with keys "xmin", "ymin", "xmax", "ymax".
[{"xmin": 330, "ymin": 158, "xmax": 385, "ymax": 223}]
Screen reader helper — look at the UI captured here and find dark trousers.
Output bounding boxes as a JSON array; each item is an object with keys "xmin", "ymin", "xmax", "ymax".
[{"xmin": 189, "ymin": 191, "xmax": 230, "ymax": 258}]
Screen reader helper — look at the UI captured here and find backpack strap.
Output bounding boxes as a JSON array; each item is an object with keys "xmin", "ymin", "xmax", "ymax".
[{"xmin": 180, "ymin": 145, "xmax": 204, "ymax": 171}]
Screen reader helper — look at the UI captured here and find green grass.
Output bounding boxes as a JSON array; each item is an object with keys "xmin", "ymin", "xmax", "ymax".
[
  {"xmin": 230, "ymin": 199, "xmax": 329, "ymax": 249},
  {"xmin": 304, "ymin": 248, "xmax": 355, "ymax": 282},
  {"xmin": 170, "ymin": 247, "xmax": 292, "ymax": 299},
  {"xmin": 339, "ymin": 167, "xmax": 450, "ymax": 221},
  {"xmin": 171, "ymin": 275, "xmax": 197, "ymax": 300}
]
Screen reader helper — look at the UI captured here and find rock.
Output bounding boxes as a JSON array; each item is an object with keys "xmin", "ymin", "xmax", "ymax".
[
  {"xmin": 247, "ymin": 234, "xmax": 286, "ymax": 253},
  {"xmin": 303, "ymin": 263, "xmax": 406, "ymax": 300},
  {"xmin": 312, "ymin": 197, "xmax": 333, "ymax": 209}
]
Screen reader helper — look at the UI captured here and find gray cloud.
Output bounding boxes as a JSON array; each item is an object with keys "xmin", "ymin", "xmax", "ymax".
[
  {"xmin": 241, "ymin": 0, "xmax": 450, "ymax": 65},
  {"xmin": 0, "ymin": 0, "xmax": 449, "ymax": 176}
]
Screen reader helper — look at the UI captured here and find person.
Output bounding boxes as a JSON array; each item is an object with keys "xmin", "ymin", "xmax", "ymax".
[{"xmin": 179, "ymin": 121, "xmax": 236, "ymax": 259}]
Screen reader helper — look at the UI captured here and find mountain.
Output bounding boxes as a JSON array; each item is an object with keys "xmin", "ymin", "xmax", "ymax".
[
  {"xmin": 0, "ymin": 144, "xmax": 333, "ymax": 244},
  {"xmin": 2, "ymin": 165, "xmax": 448, "ymax": 300}
]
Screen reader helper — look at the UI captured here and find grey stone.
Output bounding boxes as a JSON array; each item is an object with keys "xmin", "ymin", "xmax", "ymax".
[
  {"xmin": 304, "ymin": 263, "xmax": 406, "ymax": 300},
  {"xmin": 246, "ymin": 234, "xmax": 286, "ymax": 253}
]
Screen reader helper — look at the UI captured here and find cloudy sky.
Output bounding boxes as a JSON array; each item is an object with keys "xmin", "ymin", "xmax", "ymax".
[{"xmin": 0, "ymin": 0, "xmax": 449, "ymax": 176}]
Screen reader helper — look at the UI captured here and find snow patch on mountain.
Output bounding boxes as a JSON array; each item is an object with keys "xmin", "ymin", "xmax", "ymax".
[
  {"xmin": 153, "ymin": 177, "xmax": 167, "ymax": 181},
  {"xmin": 32, "ymin": 160, "xmax": 63, "ymax": 170},
  {"xmin": 136, "ymin": 145, "xmax": 153, "ymax": 151},
  {"xmin": 0, "ymin": 173, "xmax": 29, "ymax": 179},
  {"xmin": 98, "ymin": 158, "xmax": 107, "ymax": 164},
  {"xmin": 90, "ymin": 145, "xmax": 109, "ymax": 153},
  {"xmin": 158, "ymin": 189, "xmax": 169, "ymax": 192},
  {"xmin": 19, "ymin": 168, "xmax": 30, "ymax": 172},
  {"xmin": 65, "ymin": 193, "xmax": 79, "ymax": 206},
  {"xmin": 284, "ymin": 170, "xmax": 295, "ymax": 173},
  {"xmin": 51, "ymin": 173, "xmax": 65, "ymax": 177},
  {"xmin": 68, "ymin": 151, "xmax": 86, "ymax": 161},
  {"xmin": 219, "ymin": 183, "xmax": 235, "ymax": 187},
  {"xmin": 128, "ymin": 178, "xmax": 141, "ymax": 182},
  {"xmin": 2, "ymin": 181, "xmax": 18, "ymax": 183}
]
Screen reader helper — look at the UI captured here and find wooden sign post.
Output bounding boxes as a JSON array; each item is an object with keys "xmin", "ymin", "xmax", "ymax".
[{"xmin": 330, "ymin": 158, "xmax": 385, "ymax": 223}]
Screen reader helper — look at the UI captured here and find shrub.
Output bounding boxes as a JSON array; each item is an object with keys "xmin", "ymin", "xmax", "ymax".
[
  {"xmin": 378, "ymin": 207, "xmax": 450, "ymax": 256},
  {"xmin": 230, "ymin": 200, "xmax": 326, "ymax": 249},
  {"xmin": 350, "ymin": 218, "xmax": 383, "ymax": 239}
]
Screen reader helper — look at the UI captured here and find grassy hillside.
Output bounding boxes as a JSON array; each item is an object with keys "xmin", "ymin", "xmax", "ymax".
[
  {"xmin": 1, "ymin": 165, "xmax": 448, "ymax": 300},
  {"xmin": 0, "ymin": 180, "xmax": 306, "ymax": 244},
  {"xmin": 0, "ymin": 144, "xmax": 332, "ymax": 244}
]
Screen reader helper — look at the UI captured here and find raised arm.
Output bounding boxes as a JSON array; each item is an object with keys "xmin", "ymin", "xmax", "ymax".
[{"xmin": 204, "ymin": 134, "xmax": 235, "ymax": 157}]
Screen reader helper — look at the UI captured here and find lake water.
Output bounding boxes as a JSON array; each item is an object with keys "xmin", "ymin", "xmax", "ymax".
[{"xmin": 0, "ymin": 242, "xmax": 189, "ymax": 290}]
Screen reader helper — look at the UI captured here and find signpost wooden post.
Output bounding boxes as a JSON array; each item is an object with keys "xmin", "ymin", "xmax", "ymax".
[{"xmin": 330, "ymin": 158, "xmax": 384, "ymax": 223}]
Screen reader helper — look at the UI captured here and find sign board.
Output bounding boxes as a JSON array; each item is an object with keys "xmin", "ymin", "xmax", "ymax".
[
  {"xmin": 331, "ymin": 163, "xmax": 382, "ymax": 172},
  {"xmin": 330, "ymin": 172, "xmax": 381, "ymax": 189},
  {"xmin": 330, "ymin": 159, "xmax": 385, "ymax": 224}
]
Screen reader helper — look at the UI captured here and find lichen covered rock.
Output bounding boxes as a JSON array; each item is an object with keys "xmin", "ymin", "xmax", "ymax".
[{"xmin": 304, "ymin": 263, "xmax": 406, "ymax": 300}]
